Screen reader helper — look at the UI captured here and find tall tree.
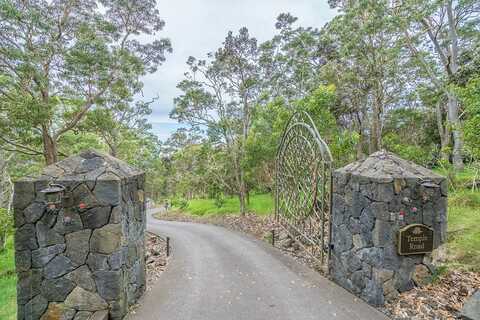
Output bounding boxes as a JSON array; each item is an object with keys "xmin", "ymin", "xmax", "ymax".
[
  {"xmin": 0, "ymin": 0, "xmax": 171, "ymax": 164},
  {"xmin": 259, "ymin": 13, "xmax": 334, "ymax": 102},
  {"xmin": 326, "ymin": 0, "xmax": 406, "ymax": 155},
  {"xmin": 172, "ymin": 28, "xmax": 260, "ymax": 215},
  {"xmin": 396, "ymin": 0, "xmax": 480, "ymax": 169}
]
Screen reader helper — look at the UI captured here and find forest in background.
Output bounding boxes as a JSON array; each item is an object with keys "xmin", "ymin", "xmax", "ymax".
[
  {"xmin": 160, "ymin": 0, "xmax": 480, "ymax": 215},
  {"xmin": 0, "ymin": 0, "xmax": 479, "ymax": 234}
]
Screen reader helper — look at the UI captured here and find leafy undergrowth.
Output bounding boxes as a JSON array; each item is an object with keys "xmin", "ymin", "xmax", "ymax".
[
  {"xmin": 178, "ymin": 194, "xmax": 273, "ymax": 216},
  {"xmin": 0, "ymin": 236, "xmax": 16, "ymax": 320}
]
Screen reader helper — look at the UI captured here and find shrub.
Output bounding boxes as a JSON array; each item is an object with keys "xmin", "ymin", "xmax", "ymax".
[
  {"xmin": 214, "ymin": 194, "xmax": 226, "ymax": 208},
  {"xmin": 172, "ymin": 198, "xmax": 189, "ymax": 210}
]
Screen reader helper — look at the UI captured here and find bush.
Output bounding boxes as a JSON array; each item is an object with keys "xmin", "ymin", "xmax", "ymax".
[
  {"xmin": 214, "ymin": 194, "xmax": 226, "ymax": 208},
  {"xmin": 172, "ymin": 198, "xmax": 189, "ymax": 210},
  {"xmin": 383, "ymin": 132, "xmax": 435, "ymax": 166}
]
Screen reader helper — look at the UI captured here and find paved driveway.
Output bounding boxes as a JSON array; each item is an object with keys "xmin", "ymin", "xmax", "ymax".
[{"xmin": 128, "ymin": 210, "xmax": 388, "ymax": 320}]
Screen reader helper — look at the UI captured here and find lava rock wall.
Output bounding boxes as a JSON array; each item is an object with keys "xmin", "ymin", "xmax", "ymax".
[
  {"xmin": 13, "ymin": 150, "xmax": 146, "ymax": 320},
  {"xmin": 329, "ymin": 151, "xmax": 447, "ymax": 306}
]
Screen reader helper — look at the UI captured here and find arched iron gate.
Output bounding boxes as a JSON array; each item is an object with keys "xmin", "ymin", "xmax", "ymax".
[{"xmin": 275, "ymin": 111, "xmax": 333, "ymax": 266}]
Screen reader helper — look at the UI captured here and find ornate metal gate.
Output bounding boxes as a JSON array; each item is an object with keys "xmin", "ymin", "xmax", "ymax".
[{"xmin": 275, "ymin": 111, "xmax": 333, "ymax": 266}]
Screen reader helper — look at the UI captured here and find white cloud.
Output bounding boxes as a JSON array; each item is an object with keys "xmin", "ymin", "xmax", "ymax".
[{"xmin": 142, "ymin": 0, "xmax": 337, "ymax": 141}]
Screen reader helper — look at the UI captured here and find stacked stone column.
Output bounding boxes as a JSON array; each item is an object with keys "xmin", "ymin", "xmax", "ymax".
[
  {"xmin": 329, "ymin": 151, "xmax": 447, "ymax": 306},
  {"xmin": 14, "ymin": 150, "xmax": 146, "ymax": 320}
]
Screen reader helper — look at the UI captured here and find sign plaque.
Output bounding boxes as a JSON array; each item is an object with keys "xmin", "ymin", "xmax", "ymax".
[{"xmin": 397, "ymin": 224, "xmax": 434, "ymax": 255}]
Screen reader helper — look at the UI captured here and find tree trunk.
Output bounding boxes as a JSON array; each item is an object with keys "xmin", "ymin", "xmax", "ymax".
[
  {"xmin": 108, "ymin": 143, "xmax": 117, "ymax": 157},
  {"xmin": 447, "ymin": 92, "xmax": 464, "ymax": 170},
  {"xmin": 239, "ymin": 191, "xmax": 246, "ymax": 216},
  {"xmin": 0, "ymin": 231, "xmax": 6, "ymax": 252},
  {"xmin": 355, "ymin": 105, "xmax": 367, "ymax": 160},
  {"xmin": 238, "ymin": 95, "xmax": 250, "ymax": 216},
  {"xmin": 435, "ymin": 101, "xmax": 450, "ymax": 162},
  {"xmin": 370, "ymin": 94, "xmax": 383, "ymax": 153},
  {"xmin": 232, "ymin": 152, "xmax": 247, "ymax": 216},
  {"xmin": 356, "ymin": 133, "xmax": 365, "ymax": 160},
  {"xmin": 108, "ymin": 130, "xmax": 119, "ymax": 157},
  {"xmin": 238, "ymin": 168, "xmax": 247, "ymax": 216},
  {"xmin": 42, "ymin": 126, "xmax": 58, "ymax": 165},
  {"xmin": 445, "ymin": 0, "xmax": 463, "ymax": 170}
]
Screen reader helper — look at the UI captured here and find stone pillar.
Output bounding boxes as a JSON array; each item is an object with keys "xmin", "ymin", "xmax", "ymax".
[
  {"xmin": 329, "ymin": 151, "xmax": 447, "ymax": 306},
  {"xmin": 13, "ymin": 150, "xmax": 146, "ymax": 320}
]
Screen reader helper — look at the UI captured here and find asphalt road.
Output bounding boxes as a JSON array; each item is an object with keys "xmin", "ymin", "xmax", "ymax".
[{"xmin": 128, "ymin": 210, "xmax": 388, "ymax": 320}]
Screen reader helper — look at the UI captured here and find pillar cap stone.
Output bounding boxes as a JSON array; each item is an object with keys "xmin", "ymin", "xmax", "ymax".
[
  {"xmin": 23, "ymin": 149, "xmax": 143, "ymax": 182},
  {"xmin": 335, "ymin": 150, "xmax": 445, "ymax": 182}
]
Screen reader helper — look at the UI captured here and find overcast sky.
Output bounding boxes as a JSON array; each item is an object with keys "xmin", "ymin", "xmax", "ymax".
[{"xmin": 143, "ymin": 0, "xmax": 337, "ymax": 141}]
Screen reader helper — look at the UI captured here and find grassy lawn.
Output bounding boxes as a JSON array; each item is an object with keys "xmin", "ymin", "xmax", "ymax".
[
  {"xmin": 446, "ymin": 190, "xmax": 480, "ymax": 271},
  {"xmin": 178, "ymin": 194, "xmax": 274, "ymax": 216},
  {"xmin": 0, "ymin": 235, "xmax": 16, "ymax": 320}
]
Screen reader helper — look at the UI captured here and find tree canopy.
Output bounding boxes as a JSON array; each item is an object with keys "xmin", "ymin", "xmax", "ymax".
[
  {"xmin": 0, "ymin": 0, "xmax": 479, "ymax": 216},
  {"xmin": 0, "ymin": 0, "xmax": 171, "ymax": 164},
  {"xmin": 162, "ymin": 1, "xmax": 479, "ymax": 211}
]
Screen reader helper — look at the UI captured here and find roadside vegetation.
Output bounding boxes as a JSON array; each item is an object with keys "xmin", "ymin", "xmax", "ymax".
[
  {"xmin": 0, "ymin": 236, "xmax": 16, "ymax": 320},
  {"xmin": 436, "ymin": 167, "xmax": 480, "ymax": 271},
  {"xmin": 166, "ymin": 166, "xmax": 480, "ymax": 272},
  {"xmin": 171, "ymin": 194, "xmax": 273, "ymax": 216}
]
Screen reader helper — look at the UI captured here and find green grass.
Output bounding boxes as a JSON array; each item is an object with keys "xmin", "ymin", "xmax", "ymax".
[
  {"xmin": 179, "ymin": 194, "xmax": 274, "ymax": 216},
  {"xmin": 432, "ymin": 165, "xmax": 480, "ymax": 271},
  {"xmin": 0, "ymin": 235, "xmax": 16, "ymax": 320},
  {"xmin": 448, "ymin": 189, "xmax": 480, "ymax": 208},
  {"xmin": 447, "ymin": 195, "xmax": 480, "ymax": 271},
  {"xmin": 433, "ymin": 165, "xmax": 479, "ymax": 190}
]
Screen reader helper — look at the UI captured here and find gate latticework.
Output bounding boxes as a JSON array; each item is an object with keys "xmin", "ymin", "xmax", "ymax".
[{"xmin": 275, "ymin": 111, "xmax": 333, "ymax": 266}]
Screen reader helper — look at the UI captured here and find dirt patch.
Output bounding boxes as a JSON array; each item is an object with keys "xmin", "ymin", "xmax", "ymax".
[
  {"xmin": 145, "ymin": 232, "xmax": 168, "ymax": 288},
  {"xmin": 128, "ymin": 233, "xmax": 168, "ymax": 316},
  {"xmin": 383, "ymin": 270, "xmax": 480, "ymax": 320}
]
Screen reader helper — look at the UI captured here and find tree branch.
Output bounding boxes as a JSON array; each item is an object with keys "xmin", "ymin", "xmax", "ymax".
[
  {"xmin": 402, "ymin": 29, "xmax": 445, "ymax": 93},
  {"xmin": 420, "ymin": 18, "xmax": 450, "ymax": 75},
  {"xmin": 0, "ymin": 135, "xmax": 43, "ymax": 156},
  {"xmin": 54, "ymin": 76, "xmax": 115, "ymax": 140},
  {"xmin": 446, "ymin": 0, "xmax": 459, "ymax": 75}
]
